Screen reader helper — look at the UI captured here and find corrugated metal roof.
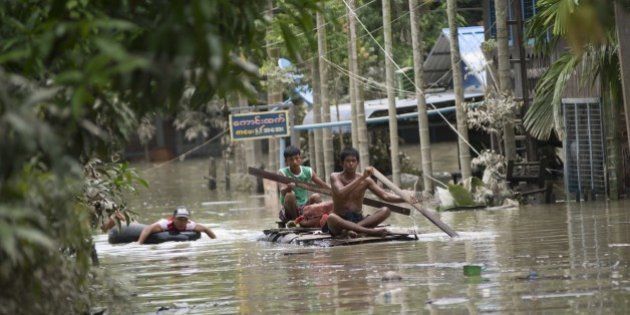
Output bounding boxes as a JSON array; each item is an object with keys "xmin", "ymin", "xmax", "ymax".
[
  {"xmin": 302, "ymin": 90, "xmax": 484, "ymax": 125},
  {"xmin": 423, "ymin": 26, "xmax": 486, "ymax": 90}
]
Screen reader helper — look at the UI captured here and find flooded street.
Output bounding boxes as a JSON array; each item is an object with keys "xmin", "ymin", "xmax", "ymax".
[{"xmin": 95, "ymin": 159, "xmax": 630, "ymax": 313}]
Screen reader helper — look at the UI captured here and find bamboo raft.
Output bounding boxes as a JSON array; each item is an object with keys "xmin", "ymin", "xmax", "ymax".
[{"xmin": 260, "ymin": 227, "xmax": 418, "ymax": 247}]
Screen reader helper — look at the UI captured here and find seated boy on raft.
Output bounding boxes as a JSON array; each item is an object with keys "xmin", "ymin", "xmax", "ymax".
[
  {"xmin": 278, "ymin": 145, "xmax": 331, "ymax": 225},
  {"xmin": 137, "ymin": 207, "xmax": 216, "ymax": 244},
  {"xmin": 324, "ymin": 147, "xmax": 417, "ymax": 237}
]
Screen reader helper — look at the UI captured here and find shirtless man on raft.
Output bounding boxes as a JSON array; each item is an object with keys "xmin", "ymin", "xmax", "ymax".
[{"xmin": 323, "ymin": 147, "xmax": 416, "ymax": 237}]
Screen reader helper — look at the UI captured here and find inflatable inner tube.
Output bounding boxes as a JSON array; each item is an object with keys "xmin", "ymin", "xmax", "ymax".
[{"xmin": 108, "ymin": 223, "xmax": 201, "ymax": 244}]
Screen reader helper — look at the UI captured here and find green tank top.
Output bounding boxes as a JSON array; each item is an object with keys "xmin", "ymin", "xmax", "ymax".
[{"xmin": 279, "ymin": 166, "xmax": 313, "ymax": 206}]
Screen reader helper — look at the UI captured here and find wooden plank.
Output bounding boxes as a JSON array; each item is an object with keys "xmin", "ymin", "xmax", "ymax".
[
  {"xmin": 295, "ymin": 234, "xmax": 332, "ymax": 241},
  {"xmin": 370, "ymin": 168, "xmax": 459, "ymax": 237},
  {"xmin": 248, "ymin": 167, "xmax": 411, "ymax": 216},
  {"xmin": 260, "ymin": 227, "xmax": 418, "ymax": 247},
  {"xmin": 329, "ymin": 234, "xmax": 416, "ymax": 246}
]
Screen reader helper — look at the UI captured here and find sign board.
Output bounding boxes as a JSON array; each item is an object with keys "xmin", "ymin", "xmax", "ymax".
[{"xmin": 229, "ymin": 110, "xmax": 290, "ymax": 141}]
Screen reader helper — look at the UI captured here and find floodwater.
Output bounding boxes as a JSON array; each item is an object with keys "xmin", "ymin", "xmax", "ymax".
[{"xmin": 95, "ymin": 159, "xmax": 630, "ymax": 314}]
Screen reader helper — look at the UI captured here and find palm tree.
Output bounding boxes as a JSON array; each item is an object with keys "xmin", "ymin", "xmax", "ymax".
[
  {"xmin": 524, "ymin": 0, "xmax": 626, "ymax": 198},
  {"xmin": 409, "ymin": 0, "xmax": 433, "ymax": 193},
  {"xmin": 317, "ymin": 7, "xmax": 334, "ymax": 181},
  {"xmin": 446, "ymin": 0, "xmax": 472, "ymax": 180},
  {"xmin": 383, "ymin": 0, "xmax": 401, "ymax": 186},
  {"xmin": 494, "ymin": 0, "xmax": 516, "ymax": 160}
]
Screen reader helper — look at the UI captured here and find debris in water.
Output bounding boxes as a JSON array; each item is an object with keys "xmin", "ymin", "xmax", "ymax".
[
  {"xmin": 201, "ymin": 200, "xmax": 243, "ymax": 206},
  {"xmin": 463, "ymin": 265, "xmax": 482, "ymax": 276},
  {"xmin": 228, "ymin": 207, "xmax": 265, "ymax": 212},
  {"xmin": 426, "ymin": 297, "xmax": 468, "ymax": 306},
  {"xmin": 521, "ymin": 291, "xmax": 595, "ymax": 300},
  {"xmin": 381, "ymin": 271, "xmax": 402, "ymax": 282}
]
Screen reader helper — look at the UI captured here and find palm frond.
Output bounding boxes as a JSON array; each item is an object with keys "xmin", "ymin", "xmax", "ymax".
[
  {"xmin": 524, "ymin": 53, "xmax": 581, "ymax": 140},
  {"xmin": 528, "ymin": 0, "xmax": 616, "ymax": 54}
]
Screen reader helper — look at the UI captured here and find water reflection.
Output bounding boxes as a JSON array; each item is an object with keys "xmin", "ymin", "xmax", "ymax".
[{"xmin": 95, "ymin": 160, "xmax": 630, "ymax": 313}]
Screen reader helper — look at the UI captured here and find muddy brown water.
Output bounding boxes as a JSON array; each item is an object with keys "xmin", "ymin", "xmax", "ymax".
[{"xmin": 95, "ymin": 159, "xmax": 630, "ymax": 313}]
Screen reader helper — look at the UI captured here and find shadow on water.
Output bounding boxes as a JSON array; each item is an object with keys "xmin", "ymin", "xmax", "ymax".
[{"xmin": 95, "ymin": 159, "xmax": 630, "ymax": 313}]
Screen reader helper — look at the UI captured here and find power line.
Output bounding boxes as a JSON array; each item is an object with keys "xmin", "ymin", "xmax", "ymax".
[{"xmin": 342, "ymin": 0, "xmax": 481, "ymax": 156}]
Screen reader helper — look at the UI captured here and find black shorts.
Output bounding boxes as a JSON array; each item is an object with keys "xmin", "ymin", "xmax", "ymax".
[{"xmin": 322, "ymin": 212, "xmax": 365, "ymax": 234}]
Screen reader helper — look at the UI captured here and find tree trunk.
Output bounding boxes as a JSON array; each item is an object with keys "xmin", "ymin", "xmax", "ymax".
[
  {"xmin": 348, "ymin": 0, "xmax": 370, "ymax": 170},
  {"xmin": 409, "ymin": 0, "xmax": 433, "ymax": 193},
  {"xmin": 494, "ymin": 0, "xmax": 516, "ymax": 160},
  {"xmin": 266, "ymin": 0, "xmax": 280, "ymax": 172},
  {"xmin": 312, "ymin": 58, "xmax": 325, "ymax": 175},
  {"xmin": 481, "ymin": 42, "xmax": 501, "ymax": 153},
  {"xmin": 308, "ymin": 130, "xmax": 315, "ymax": 168},
  {"xmin": 446, "ymin": 0, "xmax": 472, "ymax": 180},
  {"xmin": 143, "ymin": 144, "xmax": 150, "ymax": 162},
  {"xmin": 615, "ymin": 2, "xmax": 630, "ymax": 154},
  {"xmin": 238, "ymin": 93, "xmax": 257, "ymax": 190},
  {"xmin": 223, "ymin": 144, "xmax": 231, "ymax": 191},
  {"xmin": 334, "ymin": 97, "xmax": 344, "ymax": 148},
  {"xmin": 382, "ymin": 0, "xmax": 401, "ymax": 185},
  {"xmin": 317, "ymin": 8, "xmax": 334, "ymax": 181},
  {"xmin": 603, "ymin": 78, "xmax": 621, "ymax": 200},
  {"xmin": 346, "ymin": 8, "xmax": 359, "ymax": 149}
]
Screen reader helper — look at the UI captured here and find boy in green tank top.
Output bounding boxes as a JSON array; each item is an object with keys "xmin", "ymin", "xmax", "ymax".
[{"xmin": 279, "ymin": 146, "xmax": 330, "ymax": 223}]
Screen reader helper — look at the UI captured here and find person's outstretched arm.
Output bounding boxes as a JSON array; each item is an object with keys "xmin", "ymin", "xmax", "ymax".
[
  {"xmin": 137, "ymin": 223, "xmax": 163, "ymax": 244},
  {"xmin": 194, "ymin": 224, "xmax": 216, "ymax": 239},
  {"xmin": 311, "ymin": 171, "xmax": 331, "ymax": 190}
]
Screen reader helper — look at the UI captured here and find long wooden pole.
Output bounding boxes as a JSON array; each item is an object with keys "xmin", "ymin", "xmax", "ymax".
[
  {"xmin": 248, "ymin": 167, "xmax": 411, "ymax": 216},
  {"xmin": 370, "ymin": 168, "xmax": 459, "ymax": 237}
]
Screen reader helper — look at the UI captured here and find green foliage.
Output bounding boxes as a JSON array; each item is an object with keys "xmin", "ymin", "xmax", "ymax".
[
  {"xmin": 524, "ymin": 53, "xmax": 581, "ymax": 139},
  {"xmin": 524, "ymin": 0, "xmax": 621, "ymax": 140},
  {"xmin": 84, "ymin": 158, "xmax": 148, "ymax": 228},
  {"xmin": 0, "ymin": 0, "xmax": 320, "ymax": 312},
  {"xmin": 0, "ymin": 70, "xmax": 94, "ymax": 313},
  {"xmin": 527, "ymin": 0, "xmax": 617, "ymax": 54},
  {"xmin": 447, "ymin": 184, "xmax": 476, "ymax": 207}
]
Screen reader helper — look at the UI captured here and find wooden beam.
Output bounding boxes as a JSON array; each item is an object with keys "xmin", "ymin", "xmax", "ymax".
[{"xmin": 370, "ymin": 168, "xmax": 459, "ymax": 237}]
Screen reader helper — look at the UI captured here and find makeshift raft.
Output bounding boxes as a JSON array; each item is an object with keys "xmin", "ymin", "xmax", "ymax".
[{"xmin": 260, "ymin": 227, "xmax": 418, "ymax": 247}]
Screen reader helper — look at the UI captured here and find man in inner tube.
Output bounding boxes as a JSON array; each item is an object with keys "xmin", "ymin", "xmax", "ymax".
[
  {"xmin": 137, "ymin": 207, "xmax": 216, "ymax": 244},
  {"xmin": 278, "ymin": 145, "xmax": 331, "ymax": 225}
]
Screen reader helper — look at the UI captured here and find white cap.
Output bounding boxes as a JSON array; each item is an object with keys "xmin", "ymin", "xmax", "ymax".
[{"xmin": 173, "ymin": 207, "xmax": 190, "ymax": 219}]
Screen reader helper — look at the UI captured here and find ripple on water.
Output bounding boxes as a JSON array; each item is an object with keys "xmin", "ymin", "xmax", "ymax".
[{"xmin": 95, "ymin": 170, "xmax": 630, "ymax": 313}]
